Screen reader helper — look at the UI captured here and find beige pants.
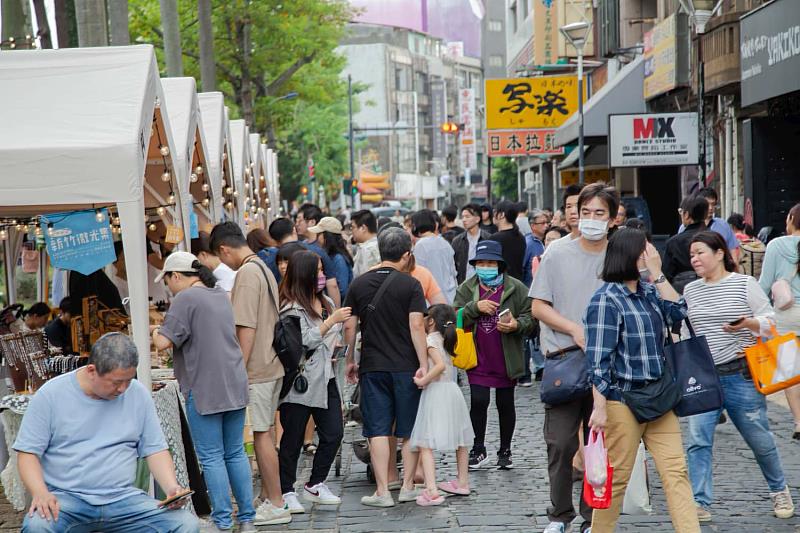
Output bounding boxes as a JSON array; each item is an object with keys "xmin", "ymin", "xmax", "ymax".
[{"xmin": 591, "ymin": 402, "xmax": 700, "ymax": 533}]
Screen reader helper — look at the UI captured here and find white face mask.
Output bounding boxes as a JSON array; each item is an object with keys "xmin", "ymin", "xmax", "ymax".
[{"xmin": 578, "ymin": 218, "xmax": 609, "ymax": 241}]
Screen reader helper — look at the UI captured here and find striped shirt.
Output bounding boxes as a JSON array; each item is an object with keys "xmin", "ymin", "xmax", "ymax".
[{"xmin": 683, "ymin": 273, "xmax": 774, "ymax": 365}]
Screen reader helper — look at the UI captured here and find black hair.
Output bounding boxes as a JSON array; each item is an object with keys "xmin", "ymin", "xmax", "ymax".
[
  {"xmin": 461, "ymin": 203, "xmax": 481, "ymax": 217},
  {"xmin": 268, "ymin": 218, "xmax": 295, "ymax": 243},
  {"xmin": 320, "ymin": 231, "xmax": 354, "ymax": 267},
  {"xmin": 727, "ymin": 213, "xmax": 745, "ymax": 232},
  {"xmin": 25, "ymin": 302, "xmax": 51, "ymax": 318},
  {"xmin": 562, "ymin": 184, "xmax": 583, "ymax": 210},
  {"xmin": 169, "ymin": 260, "xmax": 217, "ymax": 288},
  {"xmin": 410, "ymin": 209, "xmax": 437, "ymax": 237},
  {"xmin": 279, "ymin": 250, "xmax": 331, "ymax": 321},
  {"xmin": 426, "ymin": 304, "xmax": 457, "ymax": 356},
  {"xmin": 442, "ymin": 205, "xmax": 458, "ymax": 223},
  {"xmin": 601, "ymin": 228, "xmax": 647, "ymax": 283},
  {"xmin": 191, "ymin": 231, "xmax": 212, "ymax": 256},
  {"xmin": 577, "ymin": 182, "xmax": 619, "ymax": 217},
  {"xmin": 480, "ymin": 204, "xmax": 493, "ymax": 220},
  {"xmin": 58, "ymin": 297, "xmax": 72, "ymax": 314},
  {"xmin": 276, "ymin": 242, "xmax": 306, "ymax": 264},
  {"xmin": 377, "ymin": 216, "xmax": 392, "ymax": 230},
  {"xmin": 681, "ymin": 196, "xmax": 708, "ymax": 224},
  {"xmin": 209, "ymin": 221, "xmax": 247, "ymax": 253},
  {"xmin": 690, "ymin": 231, "xmax": 737, "ymax": 273},
  {"xmin": 697, "ymin": 187, "xmax": 718, "ymax": 203},
  {"xmin": 113, "ymin": 240, "xmax": 124, "ymax": 259},
  {"xmin": 335, "ymin": 213, "xmax": 347, "ymax": 227},
  {"xmin": 493, "ymin": 200, "xmax": 519, "ymax": 226},
  {"xmin": 298, "ymin": 203, "xmax": 323, "ymax": 225},
  {"xmin": 545, "ymin": 226, "xmax": 568, "ymax": 239},
  {"xmin": 623, "ymin": 218, "xmax": 652, "ymax": 242},
  {"xmin": 351, "ymin": 209, "xmax": 378, "ymax": 233},
  {"xmin": 514, "ymin": 201, "xmax": 528, "ymax": 214},
  {"xmin": 377, "ymin": 221, "xmax": 403, "ymax": 235},
  {"xmin": 431, "ymin": 210, "xmax": 441, "ymax": 232}
]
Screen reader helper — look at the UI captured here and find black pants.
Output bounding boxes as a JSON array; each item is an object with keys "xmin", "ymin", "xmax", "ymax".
[
  {"xmin": 469, "ymin": 384, "xmax": 515, "ymax": 452},
  {"xmin": 543, "ymin": 393, "xmax": 593, "ymax": 527},
  {"xmin": 279, "ymin": 379, "xmax": 344, "ymax": 494}
]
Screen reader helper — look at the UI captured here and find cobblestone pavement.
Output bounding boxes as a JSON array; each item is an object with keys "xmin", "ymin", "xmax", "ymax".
[{"xmin": 3, "ymin": 381, "xmax": 800, "ymax": 532}]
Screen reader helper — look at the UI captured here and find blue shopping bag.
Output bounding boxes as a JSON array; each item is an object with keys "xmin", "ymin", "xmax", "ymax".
[{"xmin": 664, "ymin": 319, "xmax": 724, "ymax": 417}]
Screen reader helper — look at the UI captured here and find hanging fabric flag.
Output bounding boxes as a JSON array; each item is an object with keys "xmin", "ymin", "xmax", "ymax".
[{"xmin": 42, "ymin": 209, "xmax": 116, "ymax": 275}]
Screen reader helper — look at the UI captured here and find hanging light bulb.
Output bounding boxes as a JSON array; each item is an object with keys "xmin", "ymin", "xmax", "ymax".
[
  {"xmin": 233, "ymin": 191, "xmax": 239, "ymax": 198},
  {"xmin": 222, "ymin": 152, "xmax": 227, "ymax": 161},
  {"xmin": 202, "ymin": 198, "xmax": 210, "ymax": 207},
  {"xmin": 225, "ymin": 186, "xmax": 233, "ymax": 195},
  {"xmin": 221, "ymin": 179, "xmax": 227, "ymax": 188},
  {"xmin": 154, "ymin": 97, "xmax": 161, "ymax": 109},
  {"xmin": 226, "ymin": 201, "xmax": 234, "ymax": 210},
  {"xmin": 15, "ymin": 224, "xmax": 23, "ymax": 231},
  {"xmin": 159, "ymin": 145, "xmax": 170, "ymax": 157},
  {"xmin": 149, "ymin": 223, "xmax": 157, "ymax": 232},
  {"xmin": 195, "ymin": 165, "xmax": 204, "ymax": 175},
  {"xmin": 161, "ymin": 170, "xmax": 171, "ymax": 182},
  {"xmin": 262, "ymin": 187, "xmax": 268, "ymax": 195},
  {"xmin": 22, "ymin": 224, "xmax": 29, "ymax": 233},
  {"xmin": 244, "ymin": 168, "xmax": 251, "ymax": 178},
  {"xmin": 244, "ymin": 197, "xmax": 250, "ymax": 206},
  {"xmin": 47, "ymin": 223, "xmax": 54, "ymax": 236},
  {"xmin": 10, "ymin": 219, "xmax": 16, "ymax": 225},
  {"xmin": 0, "ymin": 229, "xmax": 7, "ymax": 240},
  {"xmin": 167, "ymin": 193, "xmax": 175, "ymax": 204},
  {"xmin": 35, "ymin": 225, "xmax": 42, "ymax": 237},
  {"xmin": 258, "ymin": 207, "xmax": 265, "ymax": 215},
  {"xmin": 156, "ymin": 206, "xmax": 166, "ymax": 216},
  {"xmin": 190, "ymin": 173, "xmax": 198, "ymax": 183},
  {"xmin": 244, "ymin": 182, "xmax": 250, "ymax": 191},
  {"xmin": 265, "ymin": 199, "xmax": 270, "ymax": 206},
  {"xmin": 201, "ymin": 183, "xmax": 210, "ymax": 192},
  {"xmin": 95, "ymin": 209, "xmax": 105, "ymax": 223}
]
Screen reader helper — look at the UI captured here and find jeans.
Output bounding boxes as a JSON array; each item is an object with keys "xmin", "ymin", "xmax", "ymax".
[
  {"xmin": 279, "ymin": 379, "xmax": 344, "ymax": 494},
  {"xmin": 522, "ymin": 338, "xmax": 545, "ymax": 381},
  {"xmin": 686, "ymin": 370, "xmax": 787, "ymax": 507},
  {"xmin": 22, "ymin": 491, "xmax": 198, "ymax": 532},
  {"xmin": 185, "ymin": 393, "xmax": 255, "ymax": 529}
]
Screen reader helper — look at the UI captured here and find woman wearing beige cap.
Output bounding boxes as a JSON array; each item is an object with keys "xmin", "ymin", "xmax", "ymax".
[{"xmin": 308, "ymin": 217, "xmax": 354, "ymax": 300}]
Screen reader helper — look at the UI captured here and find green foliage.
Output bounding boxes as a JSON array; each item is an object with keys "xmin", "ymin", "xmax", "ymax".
[
  {"xmin": 491, "ymin": 157, "xmax": 519, "ymax": 201},
  {"xmin": 129, "ymin": 0, "xmax": 356, "ymax": 203}
]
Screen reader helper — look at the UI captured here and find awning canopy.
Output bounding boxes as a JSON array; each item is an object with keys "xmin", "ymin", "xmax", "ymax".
[
  {"xmin": 555, "ymin": 55, "xmax": 646, "ymax": 147},
  {"xmin": 229, "ymin": 119, "xmax": 249, "ymax": 228},
  {"xmin": 198, "ymin": 92, "xmax": 227, "ymax": 224},
  {"xmin": 557, "ymin": 145, "xmax": 608, "ymax": 170}
]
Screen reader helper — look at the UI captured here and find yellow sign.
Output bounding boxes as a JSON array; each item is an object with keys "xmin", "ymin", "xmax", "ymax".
[
  {"xmin": 485, "ymin": 76, "xmax": 583, "ymax": 130},
  {"xmin": 164, "ymin": 225, "xmax": 184, "ymax": 245},
  {"xmin": 560, "ymin": 169, "xmax": 611, "ymax": 187},
  {"xmin": 644, "ymin": 14, "xmax": 679, "ymax": 100}
]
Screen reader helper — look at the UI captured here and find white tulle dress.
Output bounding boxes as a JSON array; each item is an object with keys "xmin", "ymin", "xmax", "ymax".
[{"xmin": 409, "ymin": 332, "xmax": 475, "ymax": 451}]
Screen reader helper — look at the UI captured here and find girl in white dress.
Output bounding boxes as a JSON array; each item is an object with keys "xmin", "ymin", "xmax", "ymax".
[{"xmin": 409, "ymin": 304, "xmax": 475, "ymax": 506}]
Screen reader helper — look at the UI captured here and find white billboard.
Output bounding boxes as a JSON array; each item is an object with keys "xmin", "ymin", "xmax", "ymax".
[
  {"xmin": 609, "ymin": 112, "xmax": 699, "ymax": 167},
  {"xmin": 458, "ymin": 88, "xmax": 478, "ymax": 171}
]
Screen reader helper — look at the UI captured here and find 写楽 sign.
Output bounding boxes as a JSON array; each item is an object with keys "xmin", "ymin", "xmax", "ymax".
[
  {"xmin": 487, "ymin": 129, "xmax": 564, "ymax": 157},
  {"xmin": 609, "ymin": 113, "xmax": 699, "ymax": 167},
  {"xmin": 42, "ymin": 209, "xmax": 116, "ymax": 276},
  {"xmin": 485, "ymin": 76, "xmax": 582, "ymax": 130}
]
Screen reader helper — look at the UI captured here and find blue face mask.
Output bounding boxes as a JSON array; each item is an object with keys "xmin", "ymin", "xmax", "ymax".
[{"xmin": 476, "ymin": 266, "xmax": 502, "ymax": 286}]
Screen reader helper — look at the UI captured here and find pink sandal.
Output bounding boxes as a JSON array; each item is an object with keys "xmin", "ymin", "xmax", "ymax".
[
  {"xmin": 415, "ymin": 489, "xmax": 445, "ymax": 506},
  {"xmin": 437, "ymin": 479, "xmax": 470, "ymax": 496}
]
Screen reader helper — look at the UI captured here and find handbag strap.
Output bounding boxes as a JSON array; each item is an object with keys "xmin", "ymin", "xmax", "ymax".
[
  {"xmin": 457, "ymin": 307, "xmax": 464, "ymax": 329},
  {"xmin": 665, "ymin": 317, "xmax": 697, "ymax": 345}
]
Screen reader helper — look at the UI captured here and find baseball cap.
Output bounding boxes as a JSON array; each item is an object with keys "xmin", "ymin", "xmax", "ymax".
[
  {"xmin": 153, "ymin": 251, "xmax": 199, "ymax": 283},
  {"xmin": 307, "ymin": 216, "xmax": 343, "ymax": 235}
]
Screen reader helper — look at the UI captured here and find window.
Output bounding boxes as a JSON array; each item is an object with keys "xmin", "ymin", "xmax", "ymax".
[
  {"xmin": 488, "ymin": 19, "xmax": 503, "ymax": 32},
  {"xmin": 522, "ymin": 0, "xmax": 529, "ymax": 20},
  {"xmin": 489, "ymin": 55, "xmax": 504, "ymax": 67},
  {"xmin": 510, "ymin": 4, "xmax": 518, "ymax": 33}
]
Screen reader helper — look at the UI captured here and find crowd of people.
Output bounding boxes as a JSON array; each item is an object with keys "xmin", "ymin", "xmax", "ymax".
[{"xmin": 13, "ymin": 184, "xmax": 800, "ymax": 532}]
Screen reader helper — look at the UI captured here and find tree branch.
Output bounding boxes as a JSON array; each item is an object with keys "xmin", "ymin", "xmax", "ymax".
[{"xmin": 262, "ymin": 52, "xmax": 317, "ymax": 97}]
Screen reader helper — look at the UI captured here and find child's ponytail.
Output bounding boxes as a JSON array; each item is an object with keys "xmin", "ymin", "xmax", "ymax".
[{"xmin": 427, "ymin": 304, "xmax": 458, "ymax": 356}]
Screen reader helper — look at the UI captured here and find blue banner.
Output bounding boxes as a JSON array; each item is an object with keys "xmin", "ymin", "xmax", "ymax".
[
  {"xmin": 190, "ymin": 211, "xmax": 199, "ymax": 239},
  {"xmin": 42, "ymin": 209, "xmax": 116, "ymax": 275}
]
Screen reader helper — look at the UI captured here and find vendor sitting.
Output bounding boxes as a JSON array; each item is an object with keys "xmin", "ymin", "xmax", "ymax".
[
  {"xmin": 43, "ymin": 298, "xmax": 72, "ymax": 354},
  {"xmin": 14, "ymin": 333, "xmax": 198, "ymax": 533}
]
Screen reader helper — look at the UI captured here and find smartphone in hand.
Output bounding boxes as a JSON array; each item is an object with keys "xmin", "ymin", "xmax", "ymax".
[
  {"xmin": 158, "ymin": 489, "xmax": 194, "ymax": 509},
  {"xmin": 728, "ymin": 318, "xmax": 745, "ymax": 326},
  {"xmin": 332, "ymin": 345, "xmax": 349, "ymax": 361},
  {"xmin": 498, "ymin": 309, "xmax": 512, "ymax": 324}
]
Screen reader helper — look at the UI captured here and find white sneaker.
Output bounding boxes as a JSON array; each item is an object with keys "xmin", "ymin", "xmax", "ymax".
[
  {"xmin": 772, "ymin": 486, "xmax": 795, "ymax": 519},
  {"xmin": 253, "ymin": 501, "xmax": 291, "ymax": 525},
  {"xmin": 282, "ymin": 491, "xmax": 305, "ymax": 514},
  {"xmin": 542, "ymin": 522, "xmax": 571, "ymax": 533},
  {"xmin": 304, "ymin": 482, "xmax": 342, "ymax": 505}
]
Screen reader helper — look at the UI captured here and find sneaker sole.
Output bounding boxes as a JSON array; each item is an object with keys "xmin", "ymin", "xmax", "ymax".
[
  {"xmin": 361, "ymin": 499, "xmax": 395, "ymax": 508},
  {"xmin": 253, "ymin": 515, "xmax": 292, "ymax": 526},
  {"xmin": 468, "ymin": 456, "xmax": 492, "ymax": 470},
  {"xmin": 497, "ymin": 462, "xmax": 513, "ymax": 470},
  {"xmin": 286, "ymin": 506, "xmax": 306, "ymax": 514},
  {"xmin": 304, "ymin": 493, "xmax": 341, "ymax": 505},
  {"xmin": 775, "ymin": 509, "xmax": 795, "ymax": 519},
  {"xmin": 518, "ymin": 382, "xmax": 533, "ymax": 387},
  {"xmin": 697, "ymin": 514, "xmax": 712, "ymax": 523}
]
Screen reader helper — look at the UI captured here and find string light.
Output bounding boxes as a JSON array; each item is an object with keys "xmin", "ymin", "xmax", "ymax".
[
  {"xmin": 34, "ymin": 226, "xmax": 42, "ymax": 237},
  {"xmin": 95, "ymin": 209, "xmax": 105, "ymax": 223},
  {"xmin": 262, "ymin": 187, "xmax": 267, "ymax": 195},
  {"xmin": 0, "ymin": 229, "xmax": 6, "ymax": 240},
  {"xmin": 233, "ymin": 191, "xmax": 239, "ymax": 198},
  {"xmin": 22, "ymin": 224, "xmax": 28, "ymax": 233},
  {"xmin": 113, "ymin": 217, "xmax": 120, "ymax": 225},
  {"xmin": 222, "ymin": 152, "xmax": 227, "ymax": 161},
  {"xmin": 167, "ymin": 193, "xmax": 175, "ymax": 204},
  {"xmin": 226, "ymin": 201, "xmax": 234, "ymax": 210},
  {"xmin": 195, "ymin": 165, "xmax": 204, "ymax": 175},
  {"xmin": 161, "ymin": 170, "xmax": 171, "ymax": 182},
  {"xmin": 190, "ymin": 173, "xmax": 198, "ymax": 183},
  {"xmin": 202, "ymin": 198, "xmax": 210, "ymax": 207},
  {"xmin": 225, "ymin": 186, "xmax": 233, "ymax": 195},
  {"xmin": 148, "ymin": 223, "xmax": 157, "ymax": 232},
  {"xmin": 156, "ymin": 206, "xmax": 166, "ymax": 216},
  {"xmin": 244, "ymin": 182, "xmax": 250, "ymax": 190},
  {"xmin": 201, "ymin": 183, "xmax": 209, "ymax": 192},
  {"xmin": 260, "ymin": 175, "xmax": 265, "ymax": 182},
  {"xmin": 159, "ymin": 145, "xmax": 170, "ymax": 156}
]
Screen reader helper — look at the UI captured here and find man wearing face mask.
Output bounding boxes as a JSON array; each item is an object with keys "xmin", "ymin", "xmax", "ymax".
[
  {"xmin": 545, "ymin": 184, "xmax": 584, "ymax": 255},
  {"xmin": 530, "ymin": 182, "xmax": 619, "ymax": 533}
]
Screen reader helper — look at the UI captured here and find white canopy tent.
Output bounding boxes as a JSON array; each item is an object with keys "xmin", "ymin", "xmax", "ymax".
[
  {"xmin": 228, "ymin": 119, "xmax": 250, "ymax": 230},
  {"xmin": 161, "ymin": 78, "xmax": 216, "ymax": 237},
  {"xmin": 248, "ymin": 133, "xmax": 265, "ymax": 227},
  {"xmin": 0, "ymin": 45, "xmax": 187, "ymax": 388},
  {"xmin": 222, "ymin": 108, "xmax": 241, "ymax": 225},
  {"xmin": 197, "ymin": 92, "xmax": 232, "ymax": 225}
]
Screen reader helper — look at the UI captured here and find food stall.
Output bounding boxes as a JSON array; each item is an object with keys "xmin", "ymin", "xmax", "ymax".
[
  {"xmin": 228, "ymin": 119, "xmax": 250, "ymax": 231},
  {"xmin": 248, "ymin": 133, "xmax": 266, "ymax": 228},
  {"xmin": 198, "ymin": 92, "xmax": 233, "ymax": 225},
  {"xmin": 262, "ymin": 144, "xmax": 281, "ymax": 221}
]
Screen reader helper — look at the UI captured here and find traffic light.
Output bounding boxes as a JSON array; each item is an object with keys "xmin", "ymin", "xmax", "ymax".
[
  {"xmin": 440, "ymin": 122, "xmax": 459, "ymax": 134},
  {"xmin": 351, "ymin": 180, "xmax": 358, "ymax": 195}
]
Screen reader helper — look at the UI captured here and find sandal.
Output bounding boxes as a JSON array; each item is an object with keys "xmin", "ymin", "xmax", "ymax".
[
  {"xmin": 437, "ymin": 479, "xmax": 470, "ymax": 496},
  {"xmin": 415, "ymin": 489, "xmax": 445, "ymax": 507},
  {"xmin": 303, "ymin": 442, "xmax": 317, "ymax": 454}
]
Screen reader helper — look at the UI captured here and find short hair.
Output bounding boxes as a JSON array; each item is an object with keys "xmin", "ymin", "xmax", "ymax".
[
  {"xmin": 378, "ymin": 227, "xmax": 412, "ymax": 262},
  {"xmin": 546, "ymin": 226, "xmax": 569, "ymax": 238},
  {"xmin": 697, "ymin": 187, "xmax": 718, "ymax": 203},
  {"xmin": 377, "ymin": 216, "xmax": 392, "ymax": 230},
  {"xmin": 601, "ymin": 228, "xmax": 647, "ymax": 283},
  {"xmin": 276, "ymin": 242, "xmax": 306, "ymax": 263},
  {"xmin": 461, "ymin": 203, "xmax": 481, "ymax": 217},
  {"xmin": 298, "ymin": 203, "xmax": 323, "ymax": 224},
  {"xmin": 691, "ymin": 231, "xmax": 737, "ymax": 272},
  {"xmin": 494, "ymin": 200, "xmax": 519, "ymax": 223},
  {"xmin": 191, "ymin": 231, "xmax": 212, "ymax": 256},
  {"xmin": 442, "ymin": 205, "xmax": 458, "ymax": 223},
  {"xmin": 247, "ymin": 228, "xmax": 271, "ymax": 252},
  {"xmin": 26, "ymin": 302, "xmax": 50, "ymax": 317},
  {"xmin": 529, "ymin": 208, "xmax": 546, "ymax": 222},
  {"xmin": 58, "ymin": 297, "xmax": 72, "ymax": 314},
  {"xmin": 514, "ymin": 201, "xmax": 528, "ymax": 214},
  {"xmin": 562, "ymin": 184, "xmax": 583, "ymax": 210},
  {"xmin": 577, "ymin": 182, "xmax": 619, "ymax": 217},
  {"xmin": 623, "ymin": 218, "xmax": 652, "ymax": 242},
  {"xmin": 411, "ymin": 210, "xmax": 437, "ymax": 236},
  {"xmin": 377, "ymin": 221, "xmax": 402, "ymax": 235},
  {"xmin": 113, "ymin": 240, "xmax": 124, "ymax": 259},
  {"xmin": 351, "ymin": 209, "xmax": 377, "ymax": 233},
  {"xmin": 209, "ymin": 221, "xmax": 248, "ymax": 253},
  {"xmin": 681, "ymin": 196, "xmax": 709, "ymax": 224},
  {"xmin": 268, "ymin": 218, "xmax": 295, "ymax": 243},
  {"xmin": 727, "ymin": 213, "xmax": 745, "ymax": 232},
  {"xmin": 88, "ymin": 332, "xmax": 139, "ymax": 376}
]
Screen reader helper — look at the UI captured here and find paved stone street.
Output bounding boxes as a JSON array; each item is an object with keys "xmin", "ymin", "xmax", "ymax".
[{"xmin": 3, "ymin": 380, "xmax": 800, "ymax": 532}]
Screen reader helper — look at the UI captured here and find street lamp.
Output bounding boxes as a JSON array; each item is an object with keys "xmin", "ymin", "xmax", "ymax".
[{"xmin": 560, "ymin": 20, "xmax": 592, "ymax": 185}]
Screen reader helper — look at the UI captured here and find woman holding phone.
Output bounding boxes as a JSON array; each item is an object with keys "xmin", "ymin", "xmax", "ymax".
[{"xmin": 277, "ymin": 250, "xmax": 351, "ymax": 514}]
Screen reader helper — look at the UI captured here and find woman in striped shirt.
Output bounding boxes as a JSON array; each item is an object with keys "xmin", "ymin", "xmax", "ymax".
[{"xmin": 683, "ymin": 231, "xmax": 794, "ymax": 523}]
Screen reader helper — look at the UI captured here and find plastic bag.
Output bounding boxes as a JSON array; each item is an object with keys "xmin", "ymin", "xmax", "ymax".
[
  {"xmin": 583, "ymin": 463, "xmax": 613, "ymax": 509},
  {"xmin": 622, "ymin": 441, "xmax": 652, "ymax": 515},
  {"xmin": 584, "ymin": 430, "xmax": 608, "ymax": 489},
  {"xmin": 773, "ymin": 336, "xmax": 800, "ymax": 384}
]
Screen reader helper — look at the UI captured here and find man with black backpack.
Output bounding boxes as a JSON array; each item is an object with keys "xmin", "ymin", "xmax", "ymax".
[
  {"xmin": 343, "ymin": 228, "xmax": 429, "ymax": 508},
  {"xmin": 210, "ymin": 222, "xmax": 291, "ymax": 526}
]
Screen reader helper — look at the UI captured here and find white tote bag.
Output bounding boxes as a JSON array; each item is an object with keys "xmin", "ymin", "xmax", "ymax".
[{"xmin": 622, "ymin": 441, "xmax": 652, "ymax": 515}]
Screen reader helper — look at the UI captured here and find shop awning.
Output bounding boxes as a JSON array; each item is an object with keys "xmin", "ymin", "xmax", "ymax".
[
  {"xmin": 557, "ymin": 145, "xmax": 608, "ymax": 170},
  {"xmin": 555, "ymin": 55, "xmax": 646, "ymax": 147}
]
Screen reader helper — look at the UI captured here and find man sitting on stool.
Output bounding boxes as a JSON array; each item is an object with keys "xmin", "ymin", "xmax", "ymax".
[{"xmin": 15, "ymin": 333, "xmax": 198, "ymax": 532}]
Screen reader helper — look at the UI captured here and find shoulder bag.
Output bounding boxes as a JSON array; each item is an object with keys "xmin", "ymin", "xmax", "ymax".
[
  {"xmin": 539, "ymin": 345, "xmax": 591, "ymax": 405},
  {"xmin": 619, "ymin": 355, "xmax": 681, "ymax": 423},
  {"xmin": 664, "ymin": 318, "xmax": 723, "ymax": 417}
]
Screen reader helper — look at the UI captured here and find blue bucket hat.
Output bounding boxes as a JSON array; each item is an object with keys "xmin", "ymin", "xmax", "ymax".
[{"xmin": 469, "ymin": 240, "xmax": 505, "ymax": 265}]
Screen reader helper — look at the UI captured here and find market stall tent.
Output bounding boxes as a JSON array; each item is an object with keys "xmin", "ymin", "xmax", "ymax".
[
  {"xmin": 160, "ymin": 78, "xmax": 216, "ymax": 236},
  {"xmin": 248, "ymin": 133, "xmax": 265, "ymax": 228},
  {"xmin": 197, "ymin": 92, "xmax": 232, "ymax": 225},
  {"xmin": 0, "ymin": 45, "xmax": 183, "ymax": 388},
  {"xmin": 262, "ymin": 145, "xmax": 281, "ymax": 221},
  {"xmin": 228, "ymin": 119, "xmax": 250, "ymax": 230},
  {"xmin": 222, "ymin": 108, "xmax": 242, "ymax": 225}
]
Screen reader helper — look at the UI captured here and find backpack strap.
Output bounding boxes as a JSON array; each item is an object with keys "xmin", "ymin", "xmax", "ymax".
[{"xmin": 247, "ymin": 257, "xmax": 279, "ymax": 312}]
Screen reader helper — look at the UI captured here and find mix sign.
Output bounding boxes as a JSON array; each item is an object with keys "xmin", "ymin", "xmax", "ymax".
[{"xmin": 608, "ymin": 112, "xmax": 699, "ymax": 167}]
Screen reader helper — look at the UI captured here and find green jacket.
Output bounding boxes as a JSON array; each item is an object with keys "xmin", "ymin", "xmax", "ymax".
[{"xmin": 453, "ymin": 274, "xmax": 535, "ymax": 380}]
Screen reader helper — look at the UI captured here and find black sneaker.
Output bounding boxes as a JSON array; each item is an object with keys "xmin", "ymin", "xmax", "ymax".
[
  {"xmin": 534, "ymin": 369, "xmax": 543, "ymax": 382},
  {"xmin": 518, "ymin": 377, "xmax": 533, "ymax": 388},
  {"xmin": 468, "ymin": 448, "xmax": 490, "ymax": 470},
  {"xmin": 497, "ymin": 448, "xmax": 513, "ymax": 470}
]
